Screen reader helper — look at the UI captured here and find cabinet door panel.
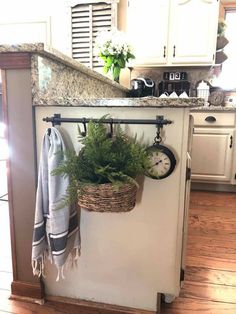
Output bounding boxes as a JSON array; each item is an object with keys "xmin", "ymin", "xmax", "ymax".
[
  {"xmin": 191, "ymin": 128, "xmax": 234, "ymax": 182},
  {"xmin": 127, "ymin": 0, "xmax": 170, "ymax": 65},
  {"xmin": 169, "ymin": 0, "xmax": 219, "ymax": 65}
]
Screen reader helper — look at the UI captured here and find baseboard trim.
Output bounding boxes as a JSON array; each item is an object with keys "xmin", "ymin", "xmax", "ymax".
[
  {"xmin": 11, "ymin": 280, "xmax": 44, "ymax": 301},
  {"xmin": 46, "ymin": 294, "xmax": 161, "ymax": 314},
  {"xmin": 191, "ymin": 182, "xmax": 236, "ymax": 192},
  {"xmin": 10, "ymin": 294, "xmax": 45, "ymax": 305}
]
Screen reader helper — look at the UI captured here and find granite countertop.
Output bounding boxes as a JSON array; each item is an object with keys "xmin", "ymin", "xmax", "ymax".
[
  {"xmin": 63, "ymin": 96, "xmax": 204, "ymax": 107},
  {"xmin": 191, "ymin": 105, "xmax": 236, "ymax": 112},
  {"xmin": 0, "ymin": 43, "xmax": 128, "ymax": 93}
]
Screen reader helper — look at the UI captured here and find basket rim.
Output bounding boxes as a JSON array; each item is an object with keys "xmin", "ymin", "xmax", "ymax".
[{"xmin": 78, "ymin": 182, "xmax": 137, "ymax": 188}]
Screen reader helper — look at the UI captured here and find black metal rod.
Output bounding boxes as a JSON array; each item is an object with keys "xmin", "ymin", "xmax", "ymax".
[{"xmin": 43, "ymin": 115, "xmax": 173, "ymax": 126}]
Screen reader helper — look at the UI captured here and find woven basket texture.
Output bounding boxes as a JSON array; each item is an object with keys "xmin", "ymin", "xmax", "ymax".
[{"xmin": 78, "ymin": 183, "xmax": 137, "ymax": 212}]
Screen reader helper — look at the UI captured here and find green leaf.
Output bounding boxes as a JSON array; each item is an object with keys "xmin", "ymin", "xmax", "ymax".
[
  {"xmin": 117, "ymin": 58, "xmax": 125, "ymax": 68},
  {"xmin": 103, "ymin": 65, "xmax": 110, "ymax": 74},
  {"xmin": 106, "ymin": 56, "xmax": 114, "ymax": 67},
  {"xmin": 126, "ymin": 52, "xmax": 135, "ymax": 61},
  {"xmin": 113, "ymin": 66, "xmax": 121, "ymax": 81}
]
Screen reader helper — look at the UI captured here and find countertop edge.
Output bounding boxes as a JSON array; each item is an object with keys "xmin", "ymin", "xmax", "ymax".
[
  {"xmin": 191, "ymin": 106, "xmax": 236, "ymax": 112},
  {"xmin": 0, "ymin": 43, "xmax": 129, "ymax": 93},
  {"xmin": 33, "ymin": 96, "xmax": 204, "ymax": 108}
]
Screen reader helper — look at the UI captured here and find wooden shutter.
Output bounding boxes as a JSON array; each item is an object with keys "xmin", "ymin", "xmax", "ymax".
[{"xmin": 71, "ymin": 1, "xmax": 117, "ymax": 69}]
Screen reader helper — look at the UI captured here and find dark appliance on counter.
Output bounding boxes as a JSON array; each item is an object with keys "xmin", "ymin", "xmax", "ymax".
[
  {"xmin": 130, "ymin": 78, "xmax": 155, "ymax": 97},
  {"xmin": 158, "ymin": 71, "xmax": 190, "ymax": 96}
]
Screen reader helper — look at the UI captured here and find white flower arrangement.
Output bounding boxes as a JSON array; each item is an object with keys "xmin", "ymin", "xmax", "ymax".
[{"xmin": 95, "ymin": 28, "xmax": 135, "ymax": 82}]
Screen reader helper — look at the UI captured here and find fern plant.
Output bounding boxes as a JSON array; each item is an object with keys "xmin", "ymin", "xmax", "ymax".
[{"xmin": 52, "ymin": 119, "xmax": 150, "ymax": 205}]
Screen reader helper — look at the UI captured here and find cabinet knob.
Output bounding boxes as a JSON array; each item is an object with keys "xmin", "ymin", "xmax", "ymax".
[{"xmin": 205, "ymin": 116, "xmax": 216, "ymax": 123}]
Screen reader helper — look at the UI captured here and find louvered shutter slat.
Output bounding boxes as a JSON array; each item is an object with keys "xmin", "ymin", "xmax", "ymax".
[
  {"xmin": 72, "ymin": 22, "xmax": 90, "ymax": 28},
  {"xmin": 72, "ymin": 32, "xmax": 89, "ymax": 36},
  {"xmin": 72, "ymin": 1, "xmax": 116, "ymax": 69},
  {"xmin": 72, "ymin": 17, "xmax": 90, "ymax": 23},
  {"xmin": 92, "ymin": 15, "xmax": 111, "ymax": 22},
  {"xmin": 72, "ymin": 6, "xmax": 89, "ymax": 13},
  {"xmin": 92, "ymin": 4, "xmax": 110, "ymax": 11},
  {"xmin": 73, "ymin": 42, "xmax": 90, "ymax": 48}
]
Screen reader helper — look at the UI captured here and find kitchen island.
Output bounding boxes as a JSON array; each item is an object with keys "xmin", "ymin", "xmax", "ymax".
[
  {"xmin": 35, "ymin": 96, "xmax": 202, "ymax": 312},
  {"xmin": 0, "ymin": 43, "xmax": 203, "ymax": 313}
]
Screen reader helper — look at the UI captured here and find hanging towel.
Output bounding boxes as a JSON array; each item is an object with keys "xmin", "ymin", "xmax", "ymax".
[{"xmin": 32, "ymin": 127, "xmax": 80, "ymax": 280}]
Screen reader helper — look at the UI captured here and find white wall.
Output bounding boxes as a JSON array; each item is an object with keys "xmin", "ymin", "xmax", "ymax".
[
  {"xmin": 0, "ymin": 0, "xmax": 72, "ymax": 56},
  {"xmin": 35, "ymin": 106, "xmax": 189, "ymax": 311}
]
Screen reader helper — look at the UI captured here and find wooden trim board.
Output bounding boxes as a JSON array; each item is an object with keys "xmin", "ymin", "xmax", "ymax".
[
  {"xmin": 1, "ymin": 69, "xmax": 18, "ymax": 280},
  {"xmin": 46, "ymin": 294, "xmax": 161, "ymax": 314},
  {"xmin": 0, "ymin": 53, "xmax": 31, "ymax": 69},
  {"xmin": 11, "ymin": 280, "xmax": 44, "ymax": 301}
]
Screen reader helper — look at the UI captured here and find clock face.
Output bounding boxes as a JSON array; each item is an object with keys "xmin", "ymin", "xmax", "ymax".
[
  {"xmin": 145, "ymin": 144, "xmax": 176, "ymax": 179},
  {"xmin": 209, "ymin": 90, "xmax": 225, "ymax": 106}
]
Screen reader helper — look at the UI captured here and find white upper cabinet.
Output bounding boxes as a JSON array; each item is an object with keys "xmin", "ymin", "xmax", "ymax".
[
  {"xmin": 127, "ymin": 0, "xmax": 170, "ymax": 65},
  {"xmin": 169, "ymin": 0, "xmax": 219, "ymax": 65},
  {"xmin": 127, "ymin": 0, "xmax": 219, "ymax": 67}
]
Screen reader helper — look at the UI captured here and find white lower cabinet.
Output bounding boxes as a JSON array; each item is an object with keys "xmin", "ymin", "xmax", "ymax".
[
  {"xmin": 191, "ymin": 112, "xmax": 236, "ymax": 184},
  {"xmin": 191, "ymin": 128, "xmax": 234, "ymax": 182}
]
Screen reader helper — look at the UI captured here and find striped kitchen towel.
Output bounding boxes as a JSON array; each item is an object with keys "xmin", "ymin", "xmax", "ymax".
[{"xmin": 32, "ymin": 127, "xmax": 80, "ymax": 281}]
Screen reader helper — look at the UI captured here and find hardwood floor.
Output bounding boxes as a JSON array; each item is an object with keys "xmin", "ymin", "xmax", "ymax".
[
  {"xmin": 1, "ymin": 191, "xmax": 236, "ymax": 313},
  {"xmin": 162, "ymin": 190, "xmax": 236, "ymax": 313}
]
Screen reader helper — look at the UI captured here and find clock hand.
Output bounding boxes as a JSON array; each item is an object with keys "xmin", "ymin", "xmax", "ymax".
[{"xmin": 149, "ymin": 160, "xmax": 163, "ymax": 168}]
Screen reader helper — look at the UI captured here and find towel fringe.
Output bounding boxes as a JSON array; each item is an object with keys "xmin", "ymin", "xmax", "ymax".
[
  {"xmin": 32, "ymin": 253, "xmax": 46, "ymax": 277},
  {"xmin": 32, "ymin": 246, "xmax": 80, "ymax": 281},
  {"xmin": 56, "ymin": 266, "xmax": 61, "ymax": 282}
]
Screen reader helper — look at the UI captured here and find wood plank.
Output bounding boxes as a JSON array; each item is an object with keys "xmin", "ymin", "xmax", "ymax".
[
  {"xmin": 186, "ymin": 254, "xmax": 236, "ymax": 272},
  {"xmin": 190, "ymin": 205, "xmax": 236, "ymax": 217},
  {"xmin": 190, "ymin": 191, "xmax": 236, "ymax": 208},
  {"xmin": 162, "ymin": 297, "xmax": 236, "ymax": 314},
  {"xmin": 188, "ymin": 229, "xmax": 236, "ymax": 242},
  {"xmin": 185, "ymin": 266, "xmax": 236, "ymax": 286},
  {"xmin": 180, "ymin": 280, "xmax": 236, "ymax": 303},
  {"xmin": 187, "ymin": 235, "xmax": 236, "ymax": 260},
  {"xmin": 188, "ymin": 213, "xmax": 236, "ymax": 234}
]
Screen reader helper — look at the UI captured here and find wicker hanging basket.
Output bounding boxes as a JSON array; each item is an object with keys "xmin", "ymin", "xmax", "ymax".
[{"xmin": 78, "ymin": 183, "xmax": 138, "ymax": 212}]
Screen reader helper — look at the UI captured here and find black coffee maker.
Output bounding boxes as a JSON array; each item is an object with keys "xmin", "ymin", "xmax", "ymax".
[{"xmin": 130, "ymin": 78, "xmax": 155, "ymax": 97}]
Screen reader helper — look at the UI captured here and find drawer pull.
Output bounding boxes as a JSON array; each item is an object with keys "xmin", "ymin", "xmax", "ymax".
[
  {"xmin": 163, "ymin": 45, "xmax": 166, "ymax": 58},
  {"xmin": 205, "ymin": 116, "xmax": 216, "ymax": 123},
  {"xmin": 173, "ymin": 45, "xmax": 176, "ymax": 57},
  {"xmin": 230, "ymin": 135, "xmax": 233, "ymax": 149}
]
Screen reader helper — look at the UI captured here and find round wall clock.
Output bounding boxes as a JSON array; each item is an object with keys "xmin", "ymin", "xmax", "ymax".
[
  {"xmin": 145, "ymin": 144, "xmax": 176, "ymax": 179},
  {"xmin": 209, "ymin": 90, "xmax": 225, "ymax": 106}
]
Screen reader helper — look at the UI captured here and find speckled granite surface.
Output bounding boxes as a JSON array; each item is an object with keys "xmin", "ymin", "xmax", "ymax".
[
  {"xmin": 34, "ymin": 96, "xmax": 203, "ymax": 107},
  {"xmin": 191, "ymin": 105, "xmax": 236, "ymax": 112},
  {"xmin": 31, "ymin": 54, "xmax": 126, "ymax": 106},
  {"xmin": 0, "ymin": 43, "xmax": 127, "ymax": 105}
]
